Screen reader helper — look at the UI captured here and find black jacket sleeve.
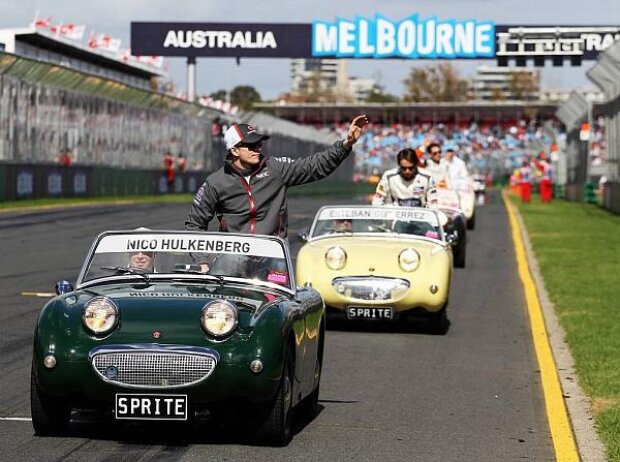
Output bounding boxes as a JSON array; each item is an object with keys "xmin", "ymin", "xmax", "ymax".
[
  {"xmin": 185, "ymin": 180, "xmax": 218, "ymax": 231},
  {"xmin": 274, "ymin": 141, "xmax": 352, "ymax": 187}
]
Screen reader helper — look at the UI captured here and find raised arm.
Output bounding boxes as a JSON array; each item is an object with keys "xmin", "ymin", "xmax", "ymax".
[{"xmin": 277, "ymin": 114, "xmax": 369, "ymax": 187}]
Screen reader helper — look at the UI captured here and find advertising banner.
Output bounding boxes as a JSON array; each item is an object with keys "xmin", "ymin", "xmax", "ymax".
[{"xmin": 131, "ymin": 18, "xmax": 620, "ymax": 62}]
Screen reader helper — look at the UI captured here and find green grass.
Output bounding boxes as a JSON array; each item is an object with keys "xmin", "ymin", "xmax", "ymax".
[{"xmin": 509, "ymin": 192, "xmax": 620, "ymax": 461}]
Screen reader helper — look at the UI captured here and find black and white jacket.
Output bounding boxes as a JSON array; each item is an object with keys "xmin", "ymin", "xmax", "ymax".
[{"xmin": 185, "ymin": 141, "xmax": 352, "ymax": 238}]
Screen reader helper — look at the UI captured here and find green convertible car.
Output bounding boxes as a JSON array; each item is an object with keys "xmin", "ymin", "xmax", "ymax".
[{"xmin": 31, "ymin": 230, "xmax": 325, "ymax": 445}]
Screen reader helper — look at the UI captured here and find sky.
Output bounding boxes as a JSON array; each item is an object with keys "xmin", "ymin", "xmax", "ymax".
[{"xmin": 0, "ymin": 0, "xmax": 618, "ymax": 100}]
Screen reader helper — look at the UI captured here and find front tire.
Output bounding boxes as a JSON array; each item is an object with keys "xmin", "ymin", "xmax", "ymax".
[
  {"xmin": 255, "ymin": 345, "xmax": 294, "ymax": 446},
  {"xmin": 453, "ymin": 240, "xmax": 466, "ymax": 268},
  {"xmin": 429, "ymin": 304, "xmax": 449, "ymax": 335},
  {"xmin": 31, "ymin": 365, "xmax": 71, "ymax": 436},
  {"xmin": 467, "ymin": 211, "xmax": 476, "ymax": 230}
]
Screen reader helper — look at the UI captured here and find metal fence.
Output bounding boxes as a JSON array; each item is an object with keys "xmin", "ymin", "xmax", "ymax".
[
  {"xmin": 0, "ymin": 51, "xmax": 352, "ymax": 199},
  {"xmin": 555, "ymin": 42, "xmax": 620, "ymax": 211},
  {"xmin": 0, "ymin": 51, "xmax": 222, "ymax": 172},
  {"xmin": 586, "ymin": 41, "xmax": 620, "ymax": 212}
]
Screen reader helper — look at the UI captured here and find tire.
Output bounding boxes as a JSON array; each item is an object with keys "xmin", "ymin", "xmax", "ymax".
[
  {"xmin": 467, "ymin": 211, "xmax": 476, "ymax": 230},
  {"xmin": 255, "ymin": 345, "xmax": 294, "ymax": 446},
  {"xmin": 30, "ymin": 365, "xmax": 71, "ymax": 436},
  {"xmin": 453, "ymin": 241, "xmax": 466, "ymax": 268},
  {"xmin": 299, "ymin": 320, "xmax": 324, "ymax": 420},
  {"xmin": 429, "ymin": 304, "xmax": 449, "ymax": 335}
]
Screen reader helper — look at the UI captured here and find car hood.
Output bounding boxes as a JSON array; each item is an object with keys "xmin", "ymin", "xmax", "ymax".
[
  {"xmin": 49, "ymin": 282, "xmax": 286, "ymax": 344},
  {"xmin": 300, "ymin": 235, "xmax": 446, "ymax": 273}
]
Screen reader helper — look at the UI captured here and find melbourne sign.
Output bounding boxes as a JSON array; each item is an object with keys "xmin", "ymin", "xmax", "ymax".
[
  {"xmin": 131, "ymin": 16, "xmax": 619, "ymax": 62},
  {"xmin": 312, "ymin": 17, "xmax": 494, "ymax": 58}
]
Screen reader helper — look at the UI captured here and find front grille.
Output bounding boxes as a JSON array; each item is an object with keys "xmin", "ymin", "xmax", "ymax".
[
  {"xmin": 332, "ymin": 277, "xmax": 410, "ymax": 301},
  {"xmin": 92, "ymin": 351, "xmax": 217, "ymax": 388}
]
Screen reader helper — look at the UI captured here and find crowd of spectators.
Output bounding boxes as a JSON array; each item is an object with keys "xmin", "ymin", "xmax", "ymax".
[{"xmin": 322, "ymin": 119, "xmax": 566, "ymax": 179}]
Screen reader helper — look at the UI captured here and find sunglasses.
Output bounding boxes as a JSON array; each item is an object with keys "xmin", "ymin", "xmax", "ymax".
[
  {"xmin": 400, "ymin": 165, "xmax": 417, "ymax": 171},
  {"xmin": 430, "ymin": 151, "xmax": 441, "ymax": 155},
  {"xmin": 238, "ymin": 141, "xmax": 262, "ymax": 150}
]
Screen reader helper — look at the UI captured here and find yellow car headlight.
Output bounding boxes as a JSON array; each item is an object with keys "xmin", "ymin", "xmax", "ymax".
[
  {"xmin": 83, "ymin": 297, "xmax": 119, "ymax": 334},
  {"xmin": 325, "ymin": 246, "xmax": 347, "ymax": 270},
  {"xmin": 399, "ymin": 248, "xmax": 420, "ymax": 272},
  {"xmin": 202, "ymin": 300, "xmax": 238, "ymax": 338}
]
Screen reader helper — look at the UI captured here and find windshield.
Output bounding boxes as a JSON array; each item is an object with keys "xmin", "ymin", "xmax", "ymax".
[
  {"xmin": 310, "ymin": 206, "xmax": 443, "ymax": 240},
  {"xmin": 80, "ymin": 232, "xmax": 291, "ymax": 289}
]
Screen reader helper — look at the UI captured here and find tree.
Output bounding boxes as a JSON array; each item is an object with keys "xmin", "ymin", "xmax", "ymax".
[
  {"xmin": 507, "ymin": 71, "xmax": 539, "ymax": 101},
  {"xmin": 230, "ymin": 85, "xmax": 262, "ymax": 111},
  {"xmin": 298, "ymin": 70, "xmax": 338, "ymax": 103},
  {"xmin": 403, "ymin": 63, "xmax": 469, "ymax": 102},
  {"xmin": 209, "ymin": 89, "xmax": 228, "ymax": 101},
  {"xmin": 365, "ymin": 85, "xmax": 398, "ymax": 103}
]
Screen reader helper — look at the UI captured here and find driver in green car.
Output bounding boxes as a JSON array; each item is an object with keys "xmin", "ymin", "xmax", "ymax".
[{"xmin": 127, "ymin": 250, "xmax": 156, "ymax": 272}]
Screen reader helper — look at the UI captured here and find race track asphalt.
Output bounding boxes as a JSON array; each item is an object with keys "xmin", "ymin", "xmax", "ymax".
[{"xmin": 0, "ymin": 191, "xmax": 554, "ymax": 461}]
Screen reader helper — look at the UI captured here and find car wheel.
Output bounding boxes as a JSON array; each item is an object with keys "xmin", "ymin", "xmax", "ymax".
[
  {"xmin": 30, "ymin": 365, "xmax": 71, "ymax": 436},
  {"xmin": 453, "ymin": 241, "xmax": 466, "ymax": 268},
  {"xmin": 299, "ymin": 320, "xmax": 324, "ymax": 420},
  {"xmin": 255, "ymin": 345, "xmax": 293, "ymax": 446},
  {"xmin": 429, "ymin": 304, "xmax": 449, "ymax": 335},
  {"xmin": 467, "ymin": 211, "xmax": 476, "ymax": 230}
]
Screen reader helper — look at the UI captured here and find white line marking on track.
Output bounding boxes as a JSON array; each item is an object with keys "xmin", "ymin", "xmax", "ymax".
[
  {"xmin": 21, "ymin": 292, "xmax": 55, "ymax": 298},
  {"xmin": 0, "ymin": 417, "xmax": 32, "ymax": 422}
]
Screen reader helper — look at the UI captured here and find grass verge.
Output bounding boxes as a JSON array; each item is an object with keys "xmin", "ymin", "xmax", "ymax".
[{"xmin": 508, "ymin": 192, "xmax": 620, "ymax": 461}]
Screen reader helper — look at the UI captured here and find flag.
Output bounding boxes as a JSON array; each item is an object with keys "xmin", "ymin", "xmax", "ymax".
[
  {"xmin": 33, "ymin": 17, "xmax": 52, "ymax": 29},
  {"xmin": 52, "ymin": 23, "xmax": 86, "ymax": 41},
  {"xmin": 93, "ymin": 33, "xmax": 121, "ymax": 53}
]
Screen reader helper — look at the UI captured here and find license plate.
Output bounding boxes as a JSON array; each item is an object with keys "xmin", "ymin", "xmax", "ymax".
[
  {"xmin": 346, "ymin": 306, "xmax": 394, "ymax": 320},
  {"xmin": 115, "ymin": 394, "xmax": 188, "ymax": 421}
]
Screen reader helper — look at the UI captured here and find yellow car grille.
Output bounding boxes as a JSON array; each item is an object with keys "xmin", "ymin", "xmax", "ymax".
[{"xmin": 332, "ymin": 276, "xmax": 410, "ymax": 301}]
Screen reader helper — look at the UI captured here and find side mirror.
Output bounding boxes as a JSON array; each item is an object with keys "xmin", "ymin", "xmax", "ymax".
[
  {"xmin": 297, "ymin": 229, "xmax": 309, "ymax": 242},
  {"xmin": 55, "ymin": 280, "xmax": 74, "ymax": 295}
]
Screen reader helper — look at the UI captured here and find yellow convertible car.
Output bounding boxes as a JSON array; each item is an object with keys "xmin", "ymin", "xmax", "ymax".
[{"xmin": 296, "ymin": 206, "xmax": 453, "ymax": 333}]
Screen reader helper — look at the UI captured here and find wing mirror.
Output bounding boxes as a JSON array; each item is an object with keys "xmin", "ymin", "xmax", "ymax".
[
  {"xmin": 297, "ymin": 229, "xmax": 309, "ymax": 242},
  {"xmin": 55, "ymin": 280, "xmax": 74, "ymax": 295}
]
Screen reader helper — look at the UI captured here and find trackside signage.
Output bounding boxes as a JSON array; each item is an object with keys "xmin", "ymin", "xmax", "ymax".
[
  {"xmin": 131, "ymin": 18, "xmax": 617, "ymax": 61},
  {"xmin": 131, "ymin": 22, "xmax": 312, "ymax": 57},
  {"xmin": 131, "ymin": 16, "xmax": 495, "ymax": 58},
  {"xmin": 312, "ymin": 16, "xmax": 495, "ymax": 58}
]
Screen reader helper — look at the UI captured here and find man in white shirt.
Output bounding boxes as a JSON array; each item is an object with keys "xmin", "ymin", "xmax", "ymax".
[
  {"xmin": 372, "ymin": 148, "xmax": 436, "ymax": 207},
  {"xmin": 440, "ymin": 148, "xmax": 469, "ymax": 188},
  {"xmin": 424, "ymin": 143, "xmax": 449, "ymax": 186}
]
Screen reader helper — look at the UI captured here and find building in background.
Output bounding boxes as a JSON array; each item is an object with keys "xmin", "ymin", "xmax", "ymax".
[
  {"xmin": 469, "ymin": 66, "xmax": 540, "ymax": 101},
  {"xmin": 289, "ymin": 58, "xmax": 375, "ymax": 102}
]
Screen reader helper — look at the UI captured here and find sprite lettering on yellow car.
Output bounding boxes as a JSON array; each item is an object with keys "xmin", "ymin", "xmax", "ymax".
[{"xmin": 297, "ymin": 206, "xmax": 453, "ymax": 333}]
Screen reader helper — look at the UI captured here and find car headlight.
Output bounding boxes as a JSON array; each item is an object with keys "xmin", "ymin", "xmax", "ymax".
[
  {"xmin": 399, "ymin": 248, "xmax": 420, "ymax": 272},
  {"xmin": 83, "ymin": 297, "xmax": 119, "ymax": 334},
  {"xmin": 201, "ymin": 300, "xmax": 238, "ymax": 338},
  {"xmin": 325, "ymin": 246, "xmax": 347, "ymax": 270}
]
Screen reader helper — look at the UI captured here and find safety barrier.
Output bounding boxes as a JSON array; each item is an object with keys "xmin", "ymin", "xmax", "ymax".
[{"xmin": 0, "ymin": 163, "xmax": 206, "ymax": 200}]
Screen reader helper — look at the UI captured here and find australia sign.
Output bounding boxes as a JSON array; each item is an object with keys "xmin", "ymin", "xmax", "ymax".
[{"xmin": 131, "ymin": 16, "xmax": 619, "ymax": 63}]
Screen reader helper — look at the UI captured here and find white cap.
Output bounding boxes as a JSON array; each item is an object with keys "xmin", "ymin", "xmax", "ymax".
[{"xmin": 224, "ymin": 123, "xmax": 269, "ymax": 150}]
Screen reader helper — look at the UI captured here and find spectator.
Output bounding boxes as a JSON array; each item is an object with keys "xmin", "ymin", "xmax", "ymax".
[
  {"xmin": 57, "ymin": 149, "xmax": 72, "ymax": 167},
  {"xmin": 177, "ymin": 154, "xmax": 187, "ymax": 173},
  {"xmin": 163, "ymin": 151, "xmax": 175, "ymax": 189}
]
